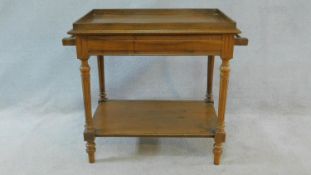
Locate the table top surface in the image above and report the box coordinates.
[69,9,241,35]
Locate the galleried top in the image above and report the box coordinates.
[68,9,241,35]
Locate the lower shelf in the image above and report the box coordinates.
[93,100,217,137]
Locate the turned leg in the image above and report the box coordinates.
[205,55,215,103]
[80,58,96,163]
[97,56,107,103]
[214,59,230,165]
[86,140,96,163]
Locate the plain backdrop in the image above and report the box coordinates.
[0,0,311,175]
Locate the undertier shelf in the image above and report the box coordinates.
[93,100,217,137]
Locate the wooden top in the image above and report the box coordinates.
[68,9,241,35]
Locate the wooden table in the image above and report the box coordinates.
[62,9,248,165]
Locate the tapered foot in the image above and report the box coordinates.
[86,141,96,163]
[213,143,223,165]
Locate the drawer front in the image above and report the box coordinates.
[86,35,222,56]
[134,36,222,55]
[87,36,134,55]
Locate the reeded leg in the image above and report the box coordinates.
[205,55,215,103]
[213,59,230,165]
[97,56,107,103]
[80,58,96,163]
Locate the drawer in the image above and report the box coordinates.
[85,35,223,56]
[86,36,134,55]
[134,36,222,55]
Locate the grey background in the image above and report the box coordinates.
[1,0,310,174]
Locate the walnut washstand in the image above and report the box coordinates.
[62,9,248,165]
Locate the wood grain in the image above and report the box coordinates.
[93,100,217,137]
[62,8,248,165]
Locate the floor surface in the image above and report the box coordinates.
[1,107,310,175]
